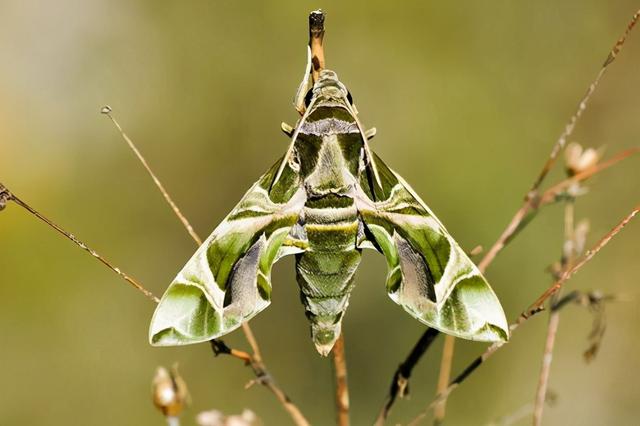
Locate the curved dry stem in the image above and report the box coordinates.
[2,184,159,303]
[429,9,640,422]
[532,200,575,425]
[102,107,203,245]
[102,109,309,425]
[374,328,440,425]
[406,206,638,425]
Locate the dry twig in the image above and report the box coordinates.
[532,200,575,425]
[101,106,203,245]
[374,328,439,426]
[418,8,640,424]
[101,108,309,425]
[406,206,638,425]
[0,183,160,303]
[333,334,350,426]
[307,10,351,426]
[375,144,637,423]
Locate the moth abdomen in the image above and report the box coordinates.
[295,193,362,355]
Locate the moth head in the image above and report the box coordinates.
[304,69,355,112]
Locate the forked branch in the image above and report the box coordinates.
[411,8,640,425]
[101,109,309,425]
[406,206,638,425]
[375,144,637,423]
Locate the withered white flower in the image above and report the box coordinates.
[565,142,603,176]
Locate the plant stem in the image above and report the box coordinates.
[1,184,159,303]
[374,328,440,425]
[532,201,574,425]
[333,334,350,426]
[433,335,455,425]
[102,109,309,425]
[429,8,640,423]
[406,206,638,425]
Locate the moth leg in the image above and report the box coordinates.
[281,122,295,137]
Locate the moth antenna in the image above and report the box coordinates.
[365,127,377,140]
[281,122,295,137]
[294,46,313,115]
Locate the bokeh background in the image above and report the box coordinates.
[1,1,639,425]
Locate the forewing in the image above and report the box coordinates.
[357,152,509,342]
[150,157,304,346]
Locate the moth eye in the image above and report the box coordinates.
[304,89,314,108]
[346,91,353,105]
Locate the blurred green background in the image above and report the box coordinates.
[1,1,639,425]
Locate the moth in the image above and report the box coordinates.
[149,48,509,356]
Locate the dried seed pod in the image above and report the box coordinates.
[152,365,189,418]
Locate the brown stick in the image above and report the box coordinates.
[374,328,440,426]
[333,334,350,426]
[532,201,575,425]
[210,340,311,426]
[406,206,638,425]
[101,109,309,426]
[309,10,326,82]
[430,9,640,422]
[0,184,160,303]
[433,335,455,425]
[373,142,637,425]
[528,9,640,193]
[374,146,636,423]
[307,10,352,426]
[101,106,203,245]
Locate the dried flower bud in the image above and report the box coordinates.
[564,142,602,176]
[152,365,189,418]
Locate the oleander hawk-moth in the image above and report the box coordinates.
[149,52,509,356]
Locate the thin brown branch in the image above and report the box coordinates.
[374,148,636,423]
[427,9,640,419]
[433,335,455,425]
[333,334,350,426]
[529,8,640,192]
[308,10,352,426]
[0,183,160,303]
[533,201,575,425]
[374,328,440,425]
[309,10,326,83]
[539,147,639,206]
[101,106,203,246]
[406,206,638,425]
[211,340,310,426]
[241,321,264,363]
[526,207,637,312]
[100,108,308,425]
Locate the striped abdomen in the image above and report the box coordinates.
[295,195,361,355]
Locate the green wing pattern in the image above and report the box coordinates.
[149,158,305,346]
[357,152,509,342]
